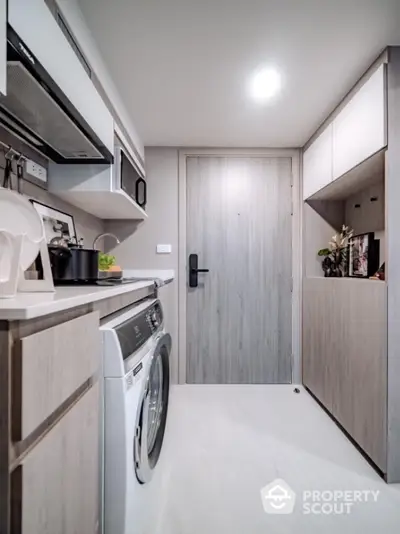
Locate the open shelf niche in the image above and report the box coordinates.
[304,150,386,280]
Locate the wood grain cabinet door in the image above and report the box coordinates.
[303,278,387,472]
[17,311,100,440]
[13,384,100,534]
[303,278,336,412]
[331,282,387,472]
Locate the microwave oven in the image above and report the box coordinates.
[114,144,147,209]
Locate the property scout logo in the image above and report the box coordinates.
[260,479,380,515]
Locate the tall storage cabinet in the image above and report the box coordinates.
[302,53,394,480]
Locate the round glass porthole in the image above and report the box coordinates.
[134,334,171,483]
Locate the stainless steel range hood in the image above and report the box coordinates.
[0,25,113,164]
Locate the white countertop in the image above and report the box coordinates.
[0,270,175,321]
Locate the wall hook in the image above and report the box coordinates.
[4,146,13,160]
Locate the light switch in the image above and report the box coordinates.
[156,244,172,254]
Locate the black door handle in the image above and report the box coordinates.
[189,254,209,287]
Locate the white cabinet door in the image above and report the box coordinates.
[332,65,386,180]
[303,124,333,200]
[0,0,6,95]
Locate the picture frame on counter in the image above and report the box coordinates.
[348,232,380,278]
[30,200,77,244]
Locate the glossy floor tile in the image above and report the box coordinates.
[155,385,400,534]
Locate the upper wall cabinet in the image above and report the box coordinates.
[0,0,5,95]
[8,0,114,159]
[56,0,145,165]
[303,63,387,200]
[332,65,386,179]
[303,124,333,200]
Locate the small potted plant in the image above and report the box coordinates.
[98,253,122,278]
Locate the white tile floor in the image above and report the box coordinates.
[155,385,400,534]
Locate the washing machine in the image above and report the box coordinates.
[101,298,171,534]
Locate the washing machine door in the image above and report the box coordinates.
[135,333,171,484]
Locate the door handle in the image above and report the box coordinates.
[189,254,209,287]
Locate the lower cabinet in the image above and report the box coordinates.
[303,278,387,472]
[12,384,99,534]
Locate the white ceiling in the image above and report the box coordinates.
[78,0,400,148]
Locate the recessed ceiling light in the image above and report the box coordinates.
[249,67,282,103]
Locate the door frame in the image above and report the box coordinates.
[178,148,302,384]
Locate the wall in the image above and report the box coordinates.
[105,148,179,382]
[303,203,340,278]
[345,181,385,236]
[22,181,104,248]
[345,181,385,264]
[0,126,105,246]
[386,46,400,482]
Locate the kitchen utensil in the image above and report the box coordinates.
[16,156,24,194]
[48,244,99,284]
[98,270,123,280]
[49,235,70,248]
[3,158,12,189]
[0,188,44,270]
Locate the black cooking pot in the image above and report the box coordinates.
[48,245,99,284]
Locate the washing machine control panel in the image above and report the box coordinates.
[114,300,164,362]
[146,302,163,332]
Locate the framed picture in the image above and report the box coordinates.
[348,232,379,278]
[30,200,77,244]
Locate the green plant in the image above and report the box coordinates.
[98,252,116,271]
[318,248,331,257]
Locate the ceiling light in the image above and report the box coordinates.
[249,67,281,102]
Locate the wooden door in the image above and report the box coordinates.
[186,156,293,384]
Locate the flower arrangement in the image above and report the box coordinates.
[318,225,353,277]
